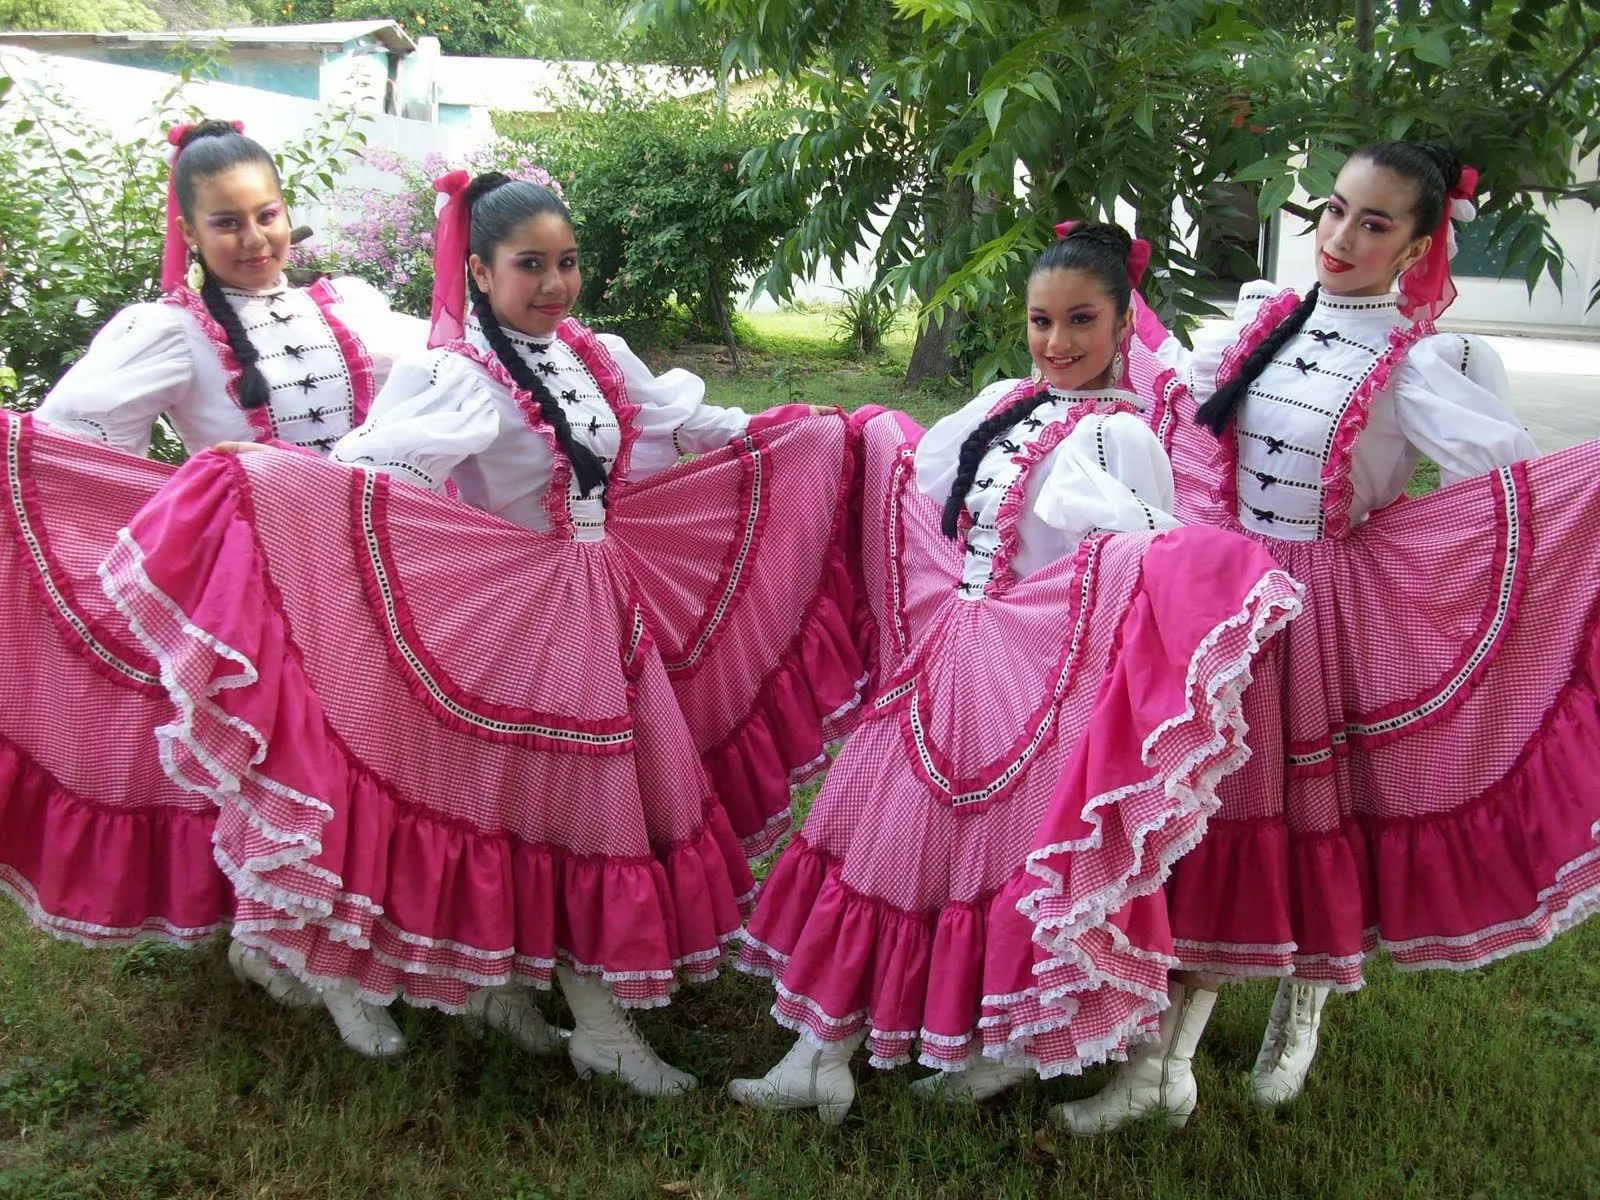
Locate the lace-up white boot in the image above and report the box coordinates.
[1050,981,1217,1135]
[465,985,568,1055]
[227,939,320,1009]
[320,984,406,1058]
[1250,978,1330,1106]
[556,967,696,1096]
[909,1055,1031,1102]
[727,1031,865,1125]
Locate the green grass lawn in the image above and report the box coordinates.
[4,908,1597,1200]
[3,309,1581,1199]
[630,307,968,432]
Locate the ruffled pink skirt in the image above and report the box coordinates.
[11,414,861,1012]
[1167,417,1600,986]
[738,410,1303,1076]
[0,414,235,944]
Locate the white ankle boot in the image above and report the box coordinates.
[909,1054,1031,1103]
[727,1031,864,1125]
[465,985,567,1056]
[227,939,320,1010]
[1251,978,1329,1106]
[556,967,696,1097]
[1050,981,1217,1135]
[320,984,406,1058]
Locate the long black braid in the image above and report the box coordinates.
[1192,284,1320,436]
[172,119,277,409]
[939,221,1135,539]
[1196,138,1462,436]
[938,391,1057,538]
[462,172,608,501]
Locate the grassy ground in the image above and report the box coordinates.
[4,910,1597,1200]
[630,308,968,431]
[4,309,1585,1199]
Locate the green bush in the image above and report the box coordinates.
[828,285,900,357]
[502,88,804,362]
[0,67,366,411]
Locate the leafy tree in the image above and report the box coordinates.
[275,0,534,57]
[1,0,284,34]
[0,0,162,31]
[521,0,722,69]
[642,0,1600,385]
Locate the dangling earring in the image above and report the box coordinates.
[186,247,206,292]
[1030,364,1044,386]
[1109,349,1125,388]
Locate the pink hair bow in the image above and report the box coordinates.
[1053,220,1153,287]
[1397,164,1479,323]
[428,170,472,348]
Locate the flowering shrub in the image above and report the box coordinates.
[296,142,560,320]
[304,90,801,367]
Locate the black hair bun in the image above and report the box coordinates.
[465,171,513,207]
[1062,220,1133,263]
[178,118,243,150]
[1414,140,1461,189]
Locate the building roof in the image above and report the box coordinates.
[433,56,712,113]
[0,20,415,56]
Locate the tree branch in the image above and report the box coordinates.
[1510,26,1600,140]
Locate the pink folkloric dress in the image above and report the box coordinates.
[0,277,424,946]
[1143,284,1600,987]
[738,382,1303,1077]
[93,317,863,1012]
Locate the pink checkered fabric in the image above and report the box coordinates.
[0,414,233,946]
[610,417,866,857]
[738,409,1302,1076]
[95,413,857,1013]
[1157,310,1600,986]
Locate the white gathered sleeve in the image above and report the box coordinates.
[1186,280,1281,402]
[325,275,429,391]
[33,303,197,457]
[330,351,503,492]
[600,333,749,480]
[1032,412,1181,541]
[1393,333,1538,487]
[914,380,1019,503]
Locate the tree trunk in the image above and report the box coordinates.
[1354,0,1375,53]
[905,178,983,388]
[905,307,970,387]
[706,263,744,374]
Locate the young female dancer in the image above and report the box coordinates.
[36,120,420,457]
[1063,140,1600,1132]
[724,223,1302,1122]
[99,171,865,1096]
[2,119,424,1056]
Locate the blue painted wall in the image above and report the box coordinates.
[60,46,321,97]
[49,44,388,102]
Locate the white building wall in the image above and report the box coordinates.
[319,46,390,114]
